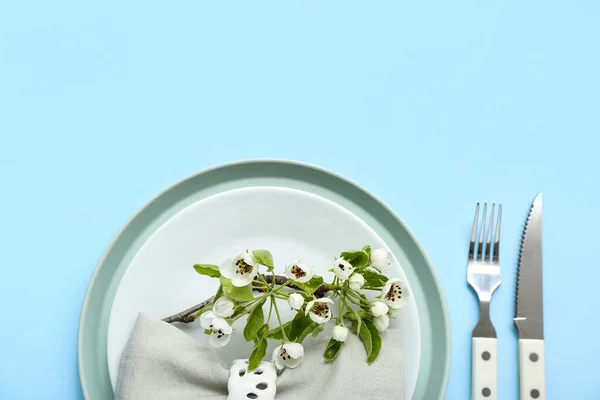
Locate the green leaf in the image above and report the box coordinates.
[350,318,373,358]
[324,338,343,361]
[244,301,265,342]
[214,285,224,301]
[297,323,319,343]
[287,311,313,342]
[253,249,274,272]
[344,306,364,335]
[267,321,291,339]
[248,338,267,371]
[295,276,324,295]
[357,310,374,321]
[220,277,255,301]
[257,323,269,340]
[363,320,382,364]
[254,323,270,345]
[340,250,369,269]
[311,323,325,337]
[361,269,388,288]
[230,306,248,320]
[193,264,221,278]
[362,245,372,257]
[345,312,356,322]
[346,313,359,323]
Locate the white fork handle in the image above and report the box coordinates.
[472,337,498,400]
[518,339,546,400]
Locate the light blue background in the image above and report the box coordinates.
[1,0,599,398]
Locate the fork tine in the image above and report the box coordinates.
[469,203,480,260]
[493,204,502,262]
[478,203,487,261]
[484,204,495,262]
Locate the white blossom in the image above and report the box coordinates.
[285,260,314,283]
[332,325,349,342]
[370,301,389,317]
[381,278,409,309]
[370,248,393,271]
[373,314,390,333]
[288,293,304,310]
[272,343,304,370]
[200,311,233,347]
[305,298,334,324]
[348,273,365,291]
[333,257,355,281]
[220,250,258,287]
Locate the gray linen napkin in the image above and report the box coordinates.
[115,313,404,400]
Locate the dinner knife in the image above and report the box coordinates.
[514,192,546,399]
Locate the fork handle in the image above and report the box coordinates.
[472,337,498,400]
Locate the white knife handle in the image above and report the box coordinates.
[519,339,546,399]
[472,337,498,400]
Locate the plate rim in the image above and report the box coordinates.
[78,158,451,399]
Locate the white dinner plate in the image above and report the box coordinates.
[107,186,421,398]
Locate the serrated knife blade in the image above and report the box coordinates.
[514,192,544,339]
[514,192,546,399]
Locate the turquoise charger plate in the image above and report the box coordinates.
[77,159,451,399]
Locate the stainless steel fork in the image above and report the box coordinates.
[467,203,502,400]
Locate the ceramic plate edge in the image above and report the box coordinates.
[77,158,451,399]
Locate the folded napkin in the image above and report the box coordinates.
[115,313,404,400]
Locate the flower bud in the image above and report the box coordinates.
[288,293,304,310]
[213,296,235,318]
[370,301,389,317]
[370,248,393,271]
[374,314,390,332]
[332,325,349,342]
[348,273,365,291]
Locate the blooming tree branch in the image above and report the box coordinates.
[161,245,411,371]
[162,275,331,324]
[162,296,215,324]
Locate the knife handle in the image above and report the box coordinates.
[472,337,498,400]
[519,339,546,399]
